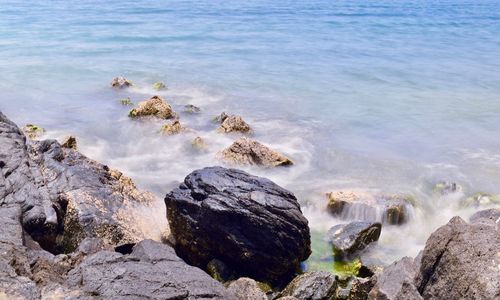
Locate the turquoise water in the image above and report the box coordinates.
[1,0,500,264]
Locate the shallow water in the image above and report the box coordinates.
[1,0,500,268]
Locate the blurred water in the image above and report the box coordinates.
[1,0,500,266]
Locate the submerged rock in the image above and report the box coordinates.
[278,271,338,300]
[213,112,229,123]
[128,95,175,119]
[22,124,45,140]
[184,104,201,114]
[110,76,132,88]
[60,135,77,150]
[432,181,462,195]
[192,136,207,150]
[220,137,293,167]
[326,191,414,225]
[153,81,166,90]
[218,115,251,133]
[461,192,499,208]
[227,278,267,300]
[164,166,311,283]
[119,97,133,106]
[326,221,382,256]
[160,119,184,135]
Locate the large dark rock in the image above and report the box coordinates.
[0,111,157,254]
[278,271,338,300]
[165,166,311,283]
[326,221,382,256]
[415,216,500,299]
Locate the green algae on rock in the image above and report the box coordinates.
[22,124,45,140]
[461,192,500,208]
[153,81,166,90]
[119,97,134,106]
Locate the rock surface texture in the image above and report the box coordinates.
[221,137,293,167]
[165,166,311,283]
[218,114,251,133]
[128,95,175,119]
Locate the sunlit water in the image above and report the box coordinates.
[1,0,500,269]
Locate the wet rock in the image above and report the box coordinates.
[220,137,293,167]
[278,271,338,300]
[207,259,237,282]
[227,278,267,300]
[218,114,251,133]
[22,124,45,140]
[160,119,184,135]
[119,97,133,106]
[368,257,422,300]
[432,181,462,195]
[65,240,231,299]
[164,166,311,283]
[346,277,375,300]
[110,76,132,88]
[469,208,500,223]
[415,216,500,299]
[153,81,166,90]
[461,192,499,208]
[326,221,382,256]
[213,112,229,123]
[185,104,201,113]
[326,191,414,225]
[60,135,77,150]
[128,95,175,119]
[192,136,207,150]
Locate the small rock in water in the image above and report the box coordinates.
[326,221,382,256]
[153,81,166,90]
[278,271,338,300]
[192,136,206,150]
[110,76,132,88]
[159,120,183,135]
[432,181,462,195]
[461,192,499,208]
[218,114,251,133]
[22,124,45,140]
[119,97,133,106]
[61,136,77,150]
[213,112,229,123]
[184,104,201,114]
[220,137,293,167]
[128,95,175,119]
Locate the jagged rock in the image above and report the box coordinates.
[185,104,201,114]
[64,240,231,299]
[110,76,132,88]
[220,137,293,167]
[128,95,175,119]
[346,277,375,300]
[278,271,338,300]
[165,166,311,283]
[461,192,499,208]
[432,181,462,195]
[60,135,77,150]
[326,221,382,256]
[153,81,166,90]
[469,208,500,223]
[227,278,267,300]
[160,120,184,135]
[415,216,500,299]
[213,112,229,123]
[22,124,45,140]
[218,115,251,133]
[326,191,414,225]
[368,257,422,300]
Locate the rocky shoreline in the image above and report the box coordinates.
[1,77,499,299]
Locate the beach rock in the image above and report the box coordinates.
[164,166,311,283]
[415,216,500,299]
[128,95,175,119]
[110,76,132,88]
[432,181,462,195]
[60,135,77,150]
[22,124,45,140]
[461,192,499,208]
[218,115,251,133]
[153,81,166,90]
[278,271,338,300]
[227,278,267,300]
[160,119,184,135]
[469,208,500,223]
[368,257,422,300]
[185,104,201,114]
[221,137,293,167]
[65,240,231,299]
[326,221,382,256]
[326,191,414,225]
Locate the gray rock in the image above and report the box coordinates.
[278,271,337,300]
[415,216,500,299]
[469,208,500,223]
[326,222,382,256]
[227,277,267,300]
[110,76,132,88]
[165,166,311,283]
[368,257,422,300]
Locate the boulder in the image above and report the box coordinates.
[227,278,267,300]
[415,216,500,299]
[368,257,422,300]
[164,166,311,283]
[326,191,414,225]
[220,137,293,167]
[22,124,45,140]
[160,120,184,135]
[60,135,77,150]
[326,221,381,256]
[218,115,251,133]
[469,208,500,223]
[278,271,338,300]
[128,95,175,119]
[110,76,132,88]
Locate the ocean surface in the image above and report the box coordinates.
[1,0,500,268]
